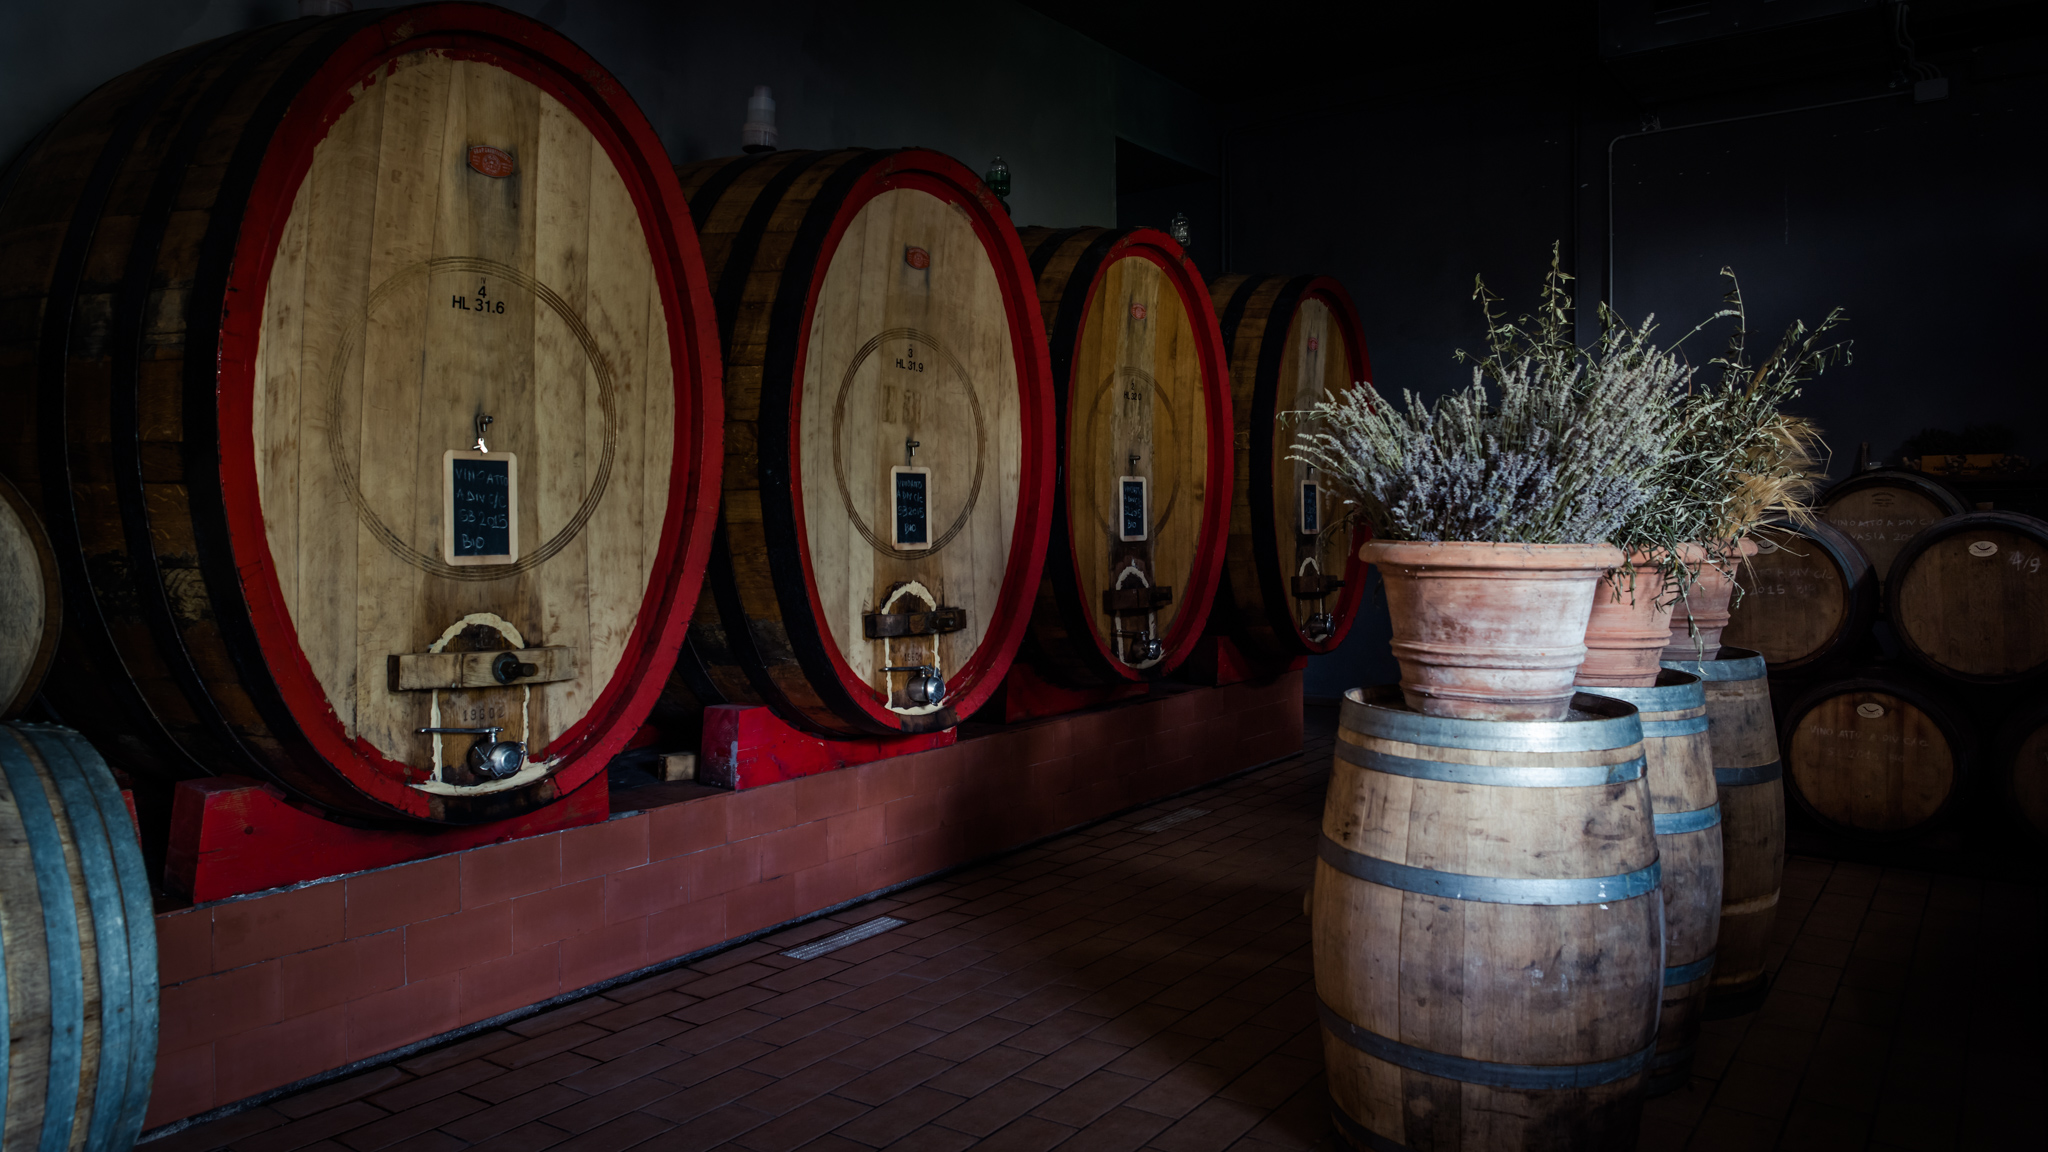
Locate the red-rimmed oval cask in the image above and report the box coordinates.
[1886,511,2048,683]
[1722,519,1876,673]
[1315,686,1661,1150]
[0,475,61,719]
[1011,227,1231,684]
[1205,275,1373,671]
[1820,468,1967,583]
[1663,647,1780,1015]
[666,150,1055,736]
[1993,699,2048,841]
[1581,672,1722,1097]
[0,6,724,823]
[1781,676,1970,839]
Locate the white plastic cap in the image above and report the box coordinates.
[742,86,778,151]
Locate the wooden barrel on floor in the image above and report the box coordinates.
[1662,647,1781,1015]
[1721,520,1876,673]
[1315,686,1661,1150]
[0,723,158,1152]
[1993,700,2048,841]
[1886,511,2048,683]
[665,149,1055,736]
[1203,275,1373,671]
[1781,676,1970,838]
[1010,227,1231,685]
[1580,672,1722,1097]
[1819,469,1967,583]
[0,6,724,823]
[0,475,60,719]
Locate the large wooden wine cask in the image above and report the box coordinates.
[0,6,724,823]
[1009,227,1230,684]
[1721,520,1875,672]
[1886,511,2048,683]
[1781,676,1970,838]
[1993,700,2048,841]
[666,150,1055,736]
[1582,673,1722,1097]
[1204,276,1373,670]
[0,724,158,1152]
[1315,687,1661,1150]
[1819,468,1966,583]
[1662,647,1780,1013]
[0,475,61,719]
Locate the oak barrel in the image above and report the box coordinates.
[1316,686,1660,1151]
[0,724,158,1152]
[666,149,1055,736]
[1886,511,2048,683]
[1781,676,1969,839]
[1010,227,1231,684]
[0,475,60,719]
[1205,275,1373,670]
[1819,468,1966,583]
[1581,672,1722,1097]
[1993,699,2048,841]
[1721,520,1875,673]
[0,6,724,823]
[1662,647,1780,1013]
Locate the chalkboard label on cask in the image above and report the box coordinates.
[442,450,520,566]
[892,466,932,550]
[1120,476,1149,542]
[1301,482,1320,535]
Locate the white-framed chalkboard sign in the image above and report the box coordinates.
[890,465,932,550]
[443,449,520,566]
[1118,475,1149,542]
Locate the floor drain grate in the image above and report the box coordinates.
[780,916,906,960]
[1132,807,1209,833]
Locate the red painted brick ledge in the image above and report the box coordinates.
[142,675,1303,1136]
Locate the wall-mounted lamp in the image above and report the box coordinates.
[742,86,777,153]
[984,157,1011,214]
[1168,212,1191,251]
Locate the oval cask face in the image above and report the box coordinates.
[1820,475,1961,581]
[1271,297,1356,641]
[0,478,58,719]
[798,188,1023,715]
[1788,690,1954,832]
[1724,534,1847,663]
[1893,524,2048,679]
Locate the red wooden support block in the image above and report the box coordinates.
[981,662,1149,723]
[699,705,956,790]
[165,776,608,903]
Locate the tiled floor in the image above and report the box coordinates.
[149,707,2043,1152]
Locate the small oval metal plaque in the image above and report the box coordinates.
[1754,536,1780,554]
[468,145,515,178]
[904,246,930,270]
[1856,703,1886,719]
[1969,540,1999,557]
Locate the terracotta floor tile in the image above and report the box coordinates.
[1048,1104,1174,1152]
[970,1115,1075,1152]
[835,1052,954,1106]
[1028,1069,1148,1128]
[830,1086,968,1147]
[931,1075,1060,1137]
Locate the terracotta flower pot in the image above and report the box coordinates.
[1363,540,1625,721]
[1664,538,1761,660]
[1577,556,1674,688]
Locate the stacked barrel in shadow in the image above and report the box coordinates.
[1723,469,2048,845]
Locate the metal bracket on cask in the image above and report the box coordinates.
[862,606,967,639]
[1291,573,1344,600]
[1102,585,1174,616]
[390,646,577,691]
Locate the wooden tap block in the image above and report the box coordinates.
[389,646,577,691]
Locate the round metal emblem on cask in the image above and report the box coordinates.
[1819,468,1966,583]
[1721,519,1876,673]
[0,724,158,1152]
[1204,275,1373,670]
[1663,647,1781,1014]
[1781,676,1970,839]
[1580,671,1722,1096]
[1885,511,2048,683]
[0,475,61,720]
[1011,227,1232,685]
[666,149,1055,736]
[1315,686,1661,1150]
[0,6,725,823]
[1993,698,2048,842]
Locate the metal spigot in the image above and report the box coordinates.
[1114,630,1164,663]
[1303,613,1335,643]
[417,725,527,779]
[881,665,946,706]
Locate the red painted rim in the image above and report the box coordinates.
[1295,277,1372,655]
[782,150,1056,730]
[215,5,722,819]
[1059,230,1234,680]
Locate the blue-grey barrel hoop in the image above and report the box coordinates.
[1334,741,1646,788]
[1577,673,1705,714]
[0,728,86,1152]
[1665,952,1718,986]
[1640,715,1711,738]
[1714,760,1783,786]
[27,727,135,1152]
[1343,686,1644,754]
[1651,803,1722,835]
[1329,1106,1410,1152]
[1318,1000,1655,1089]
[0,745,10,1128]
[1317,836,1661,906]
[1660,646,1766,682]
